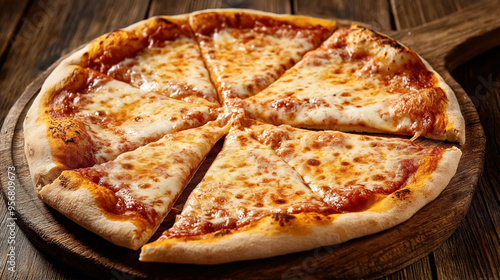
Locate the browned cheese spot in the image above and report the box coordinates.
[307,159,321,166]
[394,188,411,199]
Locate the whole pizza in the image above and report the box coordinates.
[23,9,465,264]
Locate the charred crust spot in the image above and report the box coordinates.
[272,213,296,226]
[58,175,70,188]
[49,121,84,145]
[367,29,405,51]
[394,188,411,199]
[235,13,242,25]
[154,17,171,24]
[214,229,231,237]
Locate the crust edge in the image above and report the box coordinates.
[189,8,336,29]
[24,64,86,194]
[419,57,466,145]
[39,173,149,250]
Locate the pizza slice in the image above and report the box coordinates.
[38,118,231,250]
[246,122,462,212]
[140,126,331,263]
[189,9,336,102]
[24,65,215,192]
[75,16,219,107]
[240,24,466,144]
[140,123,461,264]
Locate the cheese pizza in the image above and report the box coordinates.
[240,24,465,144]
[140,123,461,264]
[71,15,219,107]
[39,118,230,249]
[24,65,214,192]
[23,9,465,265]
[190,9,336,102]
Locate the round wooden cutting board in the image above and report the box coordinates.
[1,2,499,279]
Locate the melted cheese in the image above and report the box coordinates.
[107,36,219,107]
[243,25,447,138]
[85,121,229,221]
[55,77,212,163]
[167,128,328,237]
[247,123,435,212]
[198,27,320,101]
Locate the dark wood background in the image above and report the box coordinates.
[0,0,498,279]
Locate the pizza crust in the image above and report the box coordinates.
[64,15,191,69]
[24,64,87,194]
[140,147,461,264]
[189,8,336,29]
[24,93,56,193]
[39,174,152,250]
[419,57,466,145]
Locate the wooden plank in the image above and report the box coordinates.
[0,0,149,125]
[383,257,434,279]
[389,0,500,76]
[294,0,392,31]
[0,0,30,64]
[433,46,500,279]
[0,208,88,280]
[391,0,485,30]
[391,0,500,278]
[148,0,291,16]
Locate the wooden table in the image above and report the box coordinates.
[0,0,499,279]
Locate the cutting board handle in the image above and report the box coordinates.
[393,0,500,71]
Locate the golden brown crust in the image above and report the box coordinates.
[189,9,336,35]
[80,15,192,73]
[419,57,466,145]
[24,65,95,194]
[140,147,461,264]
[39,172,150,250]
